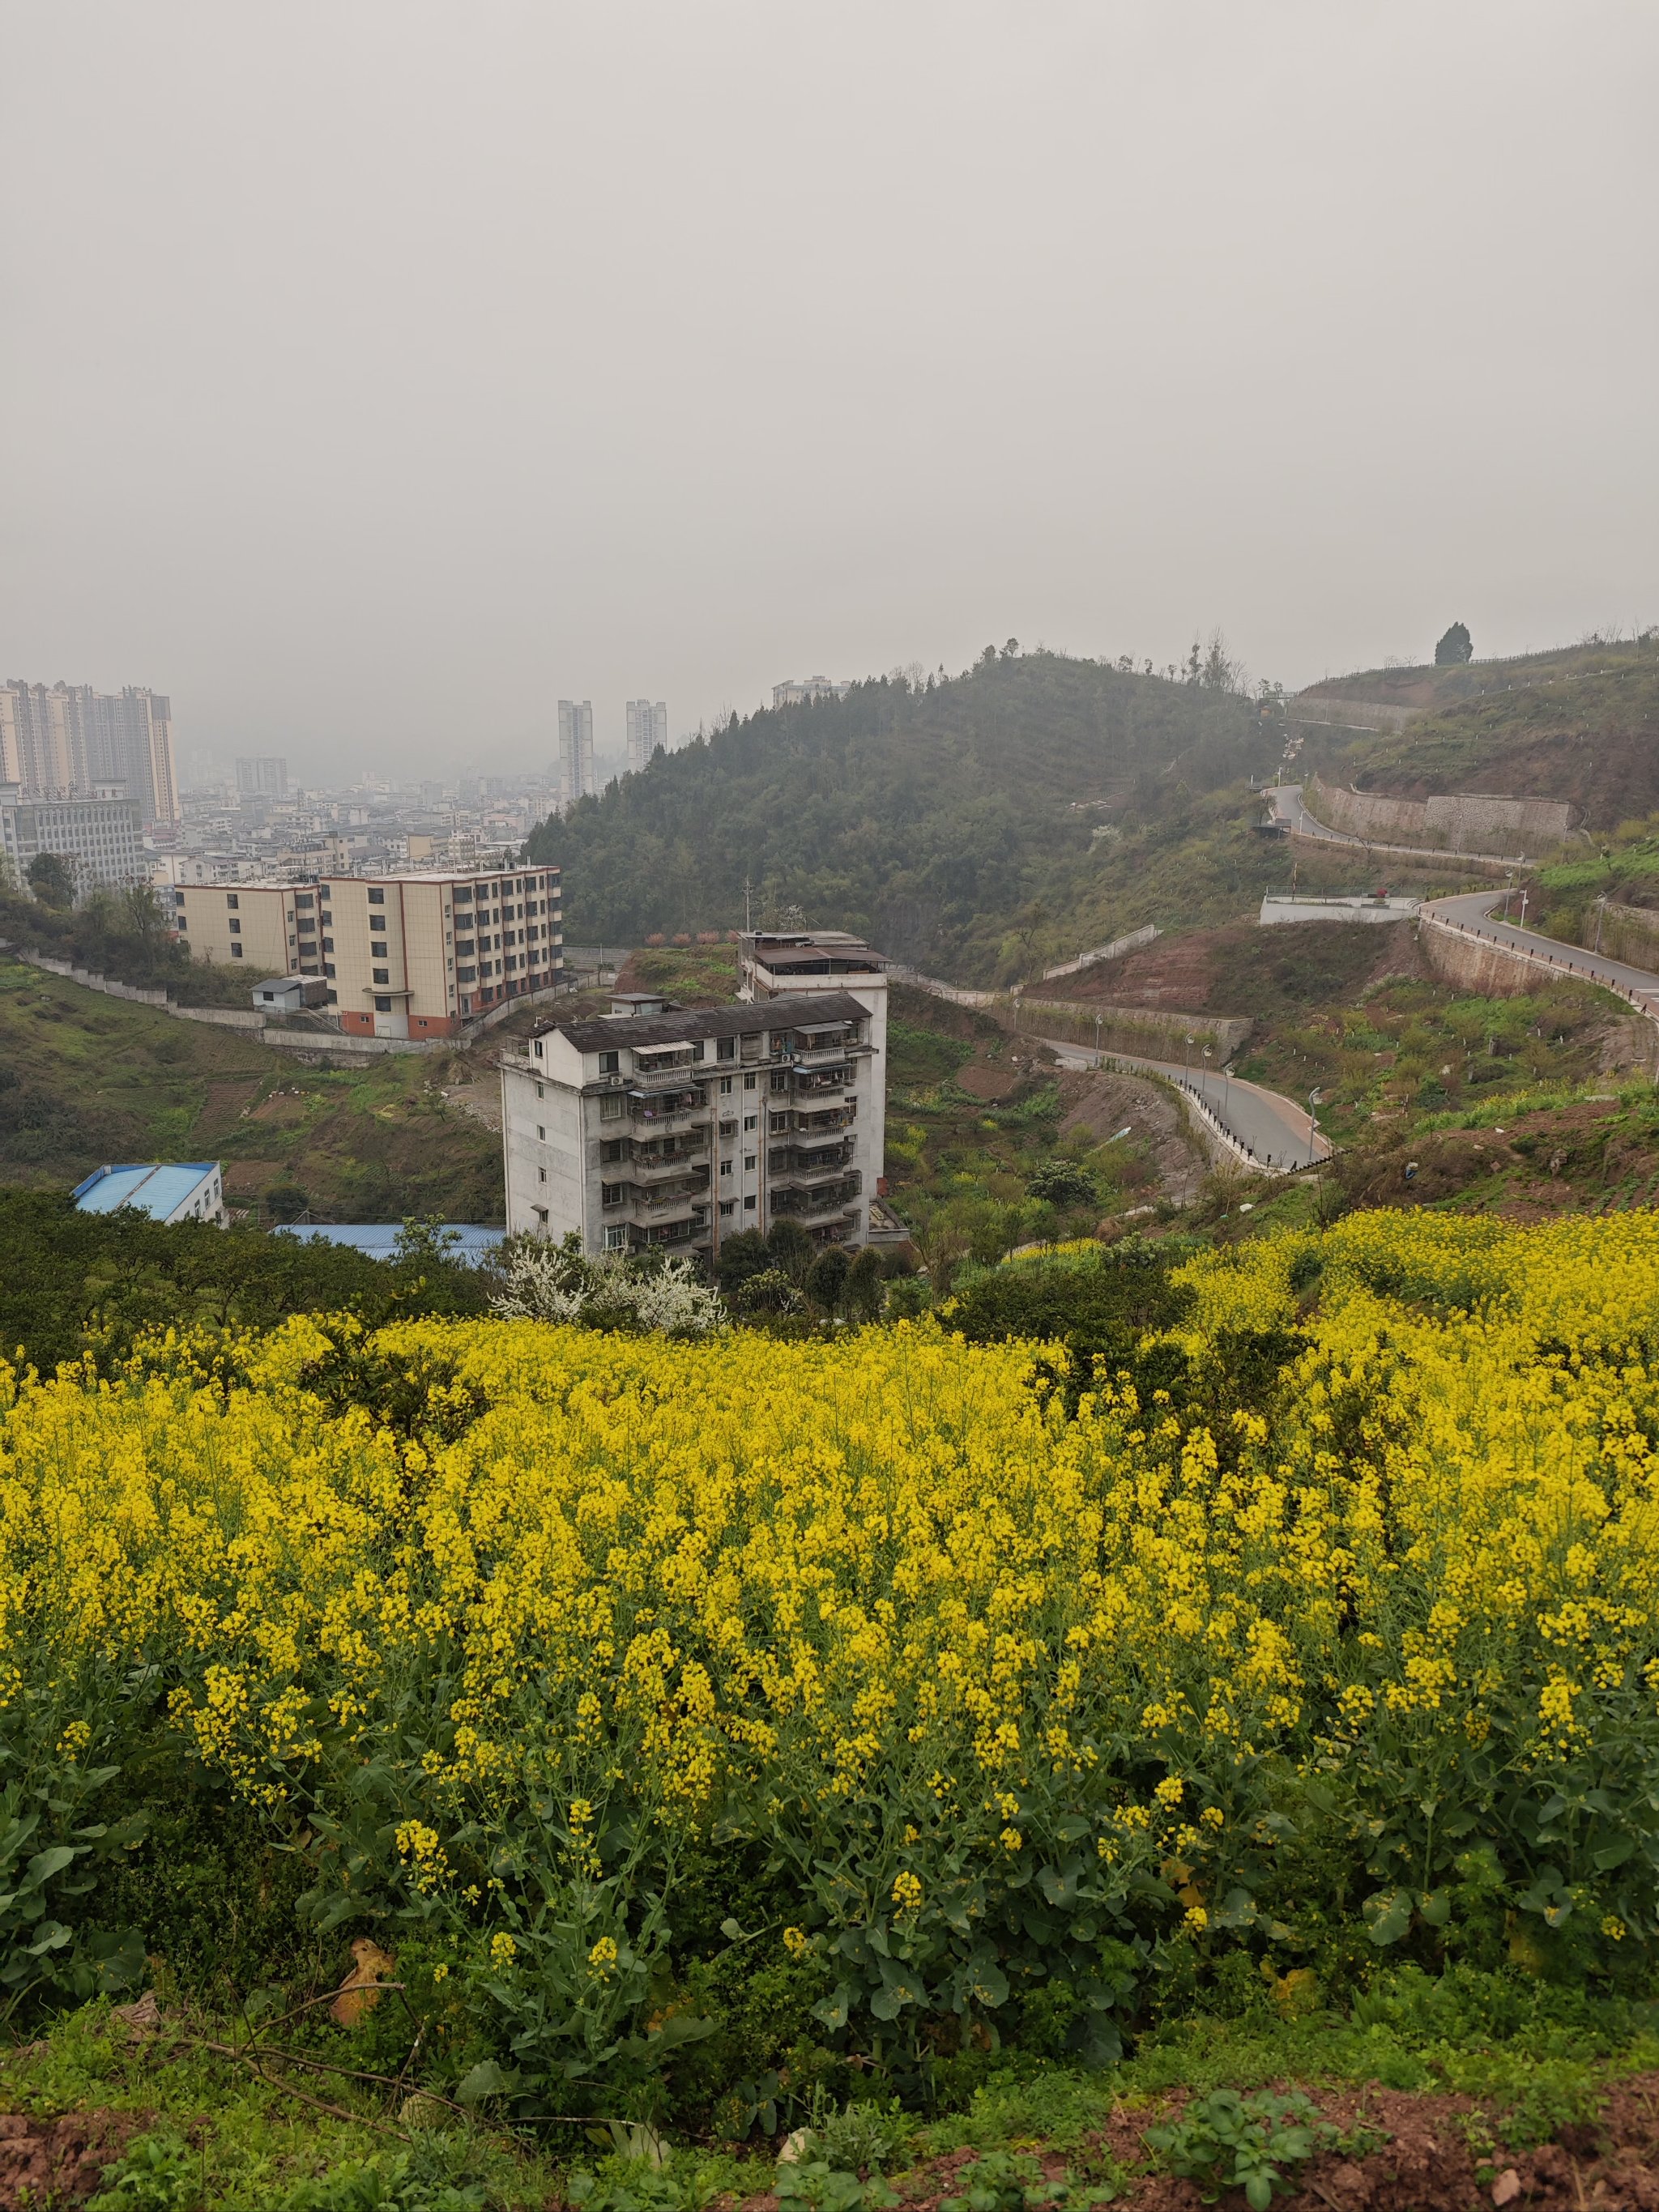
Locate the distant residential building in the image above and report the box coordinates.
[173,863,561,1038]
[772,676,851,709]
[625,700,668,776]
[501,931,889,1257]
[236,757,289,797]
[557,700,595,804]
[0,681,179,824]
[1,782,144,891]
[74,1161,226,1227]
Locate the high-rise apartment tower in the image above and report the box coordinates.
[625,700,668,777]
[0,682,179,825]
[235,757,289,797]
[557,701,595,807]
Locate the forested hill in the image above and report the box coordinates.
[525,650,1281,982]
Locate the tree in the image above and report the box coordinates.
[118,883,170,950]
[1027,1158,1099,1208]
[1435,621,1473,666]
[766,1217,815,1287]
[805,1244,850,1316]
[25,851,75,909]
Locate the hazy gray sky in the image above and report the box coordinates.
[6,2,1656,782]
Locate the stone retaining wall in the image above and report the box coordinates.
[1309,773,1572,855]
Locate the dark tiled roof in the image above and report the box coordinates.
[543,991,871,1054]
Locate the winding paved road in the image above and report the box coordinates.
[1036,1039,1329,1173]
[1418,891,1659,1016]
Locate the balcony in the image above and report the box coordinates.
[629,1135,709,1178]
[629,1216,710,1252]
[626,1084,709,1127]
[768,1140,855,1182]
[793,1103,856,1132]
[771,1175,861,1219]
[791,1065,853,1095]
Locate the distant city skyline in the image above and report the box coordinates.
[4,6,1653,786]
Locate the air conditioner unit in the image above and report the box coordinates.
[609,1073,627,1088]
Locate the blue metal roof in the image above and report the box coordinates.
[73,1163,220,1221]
[276,1224,504,1264]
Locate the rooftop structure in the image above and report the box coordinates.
[73,1161,225,1226]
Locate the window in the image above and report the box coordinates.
[231,943,243,958]
[370,940,388,958]
[454,886,471,903]
[228,917,241,934]
[369,888,385,906]
[717,1037,736,1062]
[325,988,338,1004]
[533,1204,548,1225]
[226,893,239,909]
[599,1051,620,1074]
[535,1080,544,1097]
[744,1073,757,1091]
[604,1225,629,1253]
[295,893,313,908]
[321,937,333,953]
[323,962,337,978]
[374,994,393,1012]
[719,1200,736,1217]
[720,1160,732,1178]
[539,1167,548,1184]
[319,908,331,923]
[599,1093,625,1121]
[599,1138,624,1163]
[536,1125,545,1141]
[770,1113,790,1134]
[601,1182,625,1206]
[373,968,390,985]
[457,967,476,984]
[719,1075,733,1096]
[743,1195,757,1211]
[743,1115,757,1132]
[770,1071,788,1093]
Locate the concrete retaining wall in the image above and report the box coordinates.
[1288,697,1422,732]
[1309,774,1572,855]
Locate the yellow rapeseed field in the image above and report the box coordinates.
[2,1208,1658,2087]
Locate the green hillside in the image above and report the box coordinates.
[1311,635,1659,830]
[526,650,1287,982]
[0,957,504,1221]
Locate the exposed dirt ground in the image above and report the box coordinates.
[736,2074,1659,2212]
[1058,1068,1209,1205]
[0,2109,143,2206]
[1057,923,1427,1019]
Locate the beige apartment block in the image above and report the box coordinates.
[172,865,562,1038]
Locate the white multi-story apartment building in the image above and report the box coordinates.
[501,957,887,1257]
[772,676,851,709]
[557,701,595,805]
[0,682,179,825]
[1,783,144,891]
[625,700,667,776]
[173,863,561,1038]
